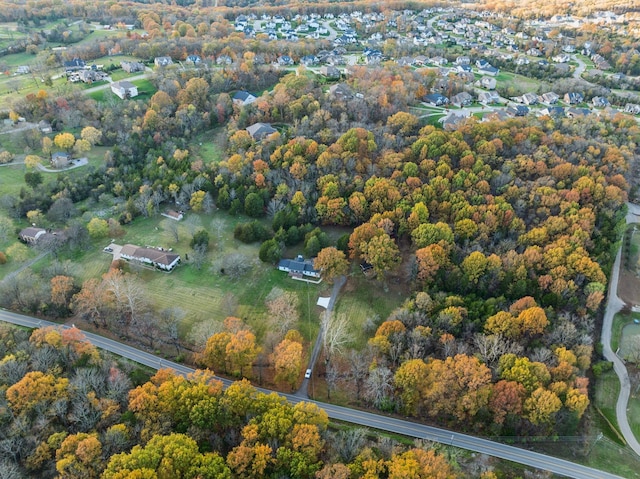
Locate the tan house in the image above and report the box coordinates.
[119,244,180,271]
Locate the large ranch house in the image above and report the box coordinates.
[119,244,180,271]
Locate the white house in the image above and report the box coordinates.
[111,81,138,99]
[278,255,321,278]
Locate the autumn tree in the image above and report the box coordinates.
[272,338,303,391]
[387,448,456,479]
[80,126,102,146]
[102,433,230,479]
[226,329,261,377]
[87,218,109,239]
[55,433,102,479]
[50,275,74,307]
[53,132,76,153]
[314,247,349,283]
[360,233,400,278]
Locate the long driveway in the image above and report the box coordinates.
[0,308,624,479]
[296,275,346,396]
[601,203,640,456]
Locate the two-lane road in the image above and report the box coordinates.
[0,309,624,479]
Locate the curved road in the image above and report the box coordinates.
[601,203,640,456]
[572,54,587,80]
[0,308,624,479]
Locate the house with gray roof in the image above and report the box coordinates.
[278,255,320,278]
[246,122,277,140]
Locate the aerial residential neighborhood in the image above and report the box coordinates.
[0,0,639,478]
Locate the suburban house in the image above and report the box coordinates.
[301,55,319,66]
[63,58,86,72]
[625,103,640,115]
[111,81,138,99]
[506,105,530,117]
[564,92,584,104]
[538,106,566,118]
[51,152,70,168]
[520,93,539,105]
[19,227,47,244]
[246,122,277,140]
[278,255,321,279]
[424,93,449,106]
[480,76,497,89]
[320,65,341,79]
[121,61,145,73]
[478,91,500,104]
[439,112,470,131]
[186,55,202,64]
[119,244,180,271]
[277,55,294,66]
[566,107,591,118]
[540,92,560,104]
[232,91,257,106]
[16,65,30,74]
[328,83,354,98]
[592,96,610,108]
[154,56,173,67]
[478,65,499,76]
[450,91,473,107]
[552,53,570,63]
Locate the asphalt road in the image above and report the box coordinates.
[0,308,624,479]
[601,203,640,456]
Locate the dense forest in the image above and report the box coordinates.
[0,0,638,476]
[0,324,471,478]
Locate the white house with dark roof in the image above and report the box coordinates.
[278,255,320,278]
[233,91,257,106]
[119,244,180,271]
[111,81,138,99]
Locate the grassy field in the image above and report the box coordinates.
[595,371,623,441]
[496,71,542,92]
[334,270,406,349]
[60,211,326,347]
[191,128,226,164]
[131,79,156,99]
[611,312,639,357]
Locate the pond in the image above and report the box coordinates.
[619,323,640,361]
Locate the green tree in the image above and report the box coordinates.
[87,218,109,239]
[190,229,210,249]
[245,193,265,218]
[259,239,282,264]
